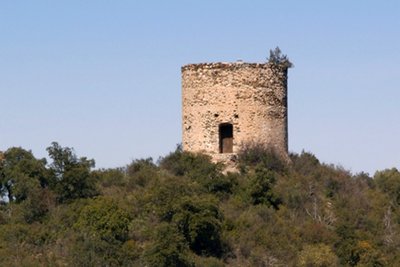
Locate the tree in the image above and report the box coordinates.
[47,142,97,203]
[374,168,400,205]
[267,46,293,68]
[0,147,49,202]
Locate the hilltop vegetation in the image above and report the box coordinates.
[0,143,399,266]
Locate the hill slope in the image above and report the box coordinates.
[0,143,399,266]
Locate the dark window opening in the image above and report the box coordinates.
[219,123,233,153]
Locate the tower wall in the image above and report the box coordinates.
[181,62,288,162]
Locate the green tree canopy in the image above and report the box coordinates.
[47,142,98,203]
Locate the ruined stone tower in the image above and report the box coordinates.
[182,60,289,164]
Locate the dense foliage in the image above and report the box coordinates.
[0,143,399,266]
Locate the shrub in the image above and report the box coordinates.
[94,168,126,188]
[247,167,281,208]
[171,197,224,257]
[159,146,222,180]
[201,172,238,197]
[159,147,235,196]
[238,142,287,174]
[74,197,131,243]
[71,197,132,266]
[298,244,338,267]
[193,256,225,267]
[267,46,293,69]
[290,151,320,176]
[374,168,400,205]
[143,223,194,267]
[126,158,159,190]
[127,158,157,175]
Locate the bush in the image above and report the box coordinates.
[374,168,400,205]
[159,146,222,181]
[94,168,126,188]
[126,158,159,189]
[290,151,320,176]
[20,187,55,223]
[193,256,225,267]
[298,244,338,267]
[238,143,287,174]
[159,147,235,196]
[267,46,293,69]
[1,143,399,266]
[143,223,194,267]
[171,197,224,257]
[201,172,238,197]
[71,197,132,266]
[74,197,131,243]
[247,167,281,209]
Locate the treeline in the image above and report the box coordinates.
[0,143,399,266]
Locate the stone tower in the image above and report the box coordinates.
[181,60,289,163]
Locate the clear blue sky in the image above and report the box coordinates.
[1,1,399,175]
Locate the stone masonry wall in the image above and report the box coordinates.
[182,62,288,163]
